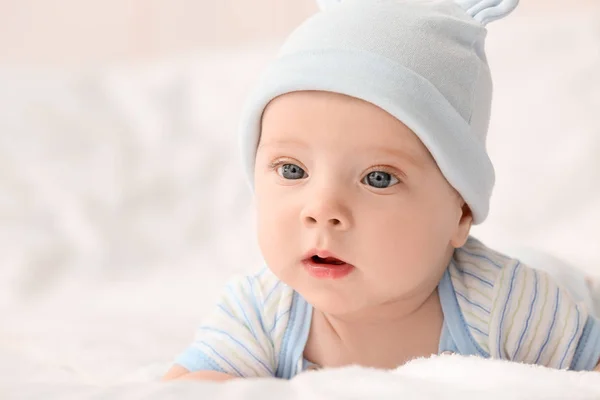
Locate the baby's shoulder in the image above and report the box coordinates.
[223,268,295,326]
[451,237,589,302]
[449,237,573,304]
[451,236,515,284]
[449,237,598,369]
[448,237,542,352]
[449,236,516,308]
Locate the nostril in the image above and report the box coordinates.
[303,216,344,227]
[306,216,317,224]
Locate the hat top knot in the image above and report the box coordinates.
[316,0,518,25]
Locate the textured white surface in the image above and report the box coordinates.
[0,5,599,399]
[4,355,600,399]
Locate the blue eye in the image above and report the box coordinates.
[362,171,399,188]
[278,163,306,180]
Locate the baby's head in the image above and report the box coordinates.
[254,90,471,315]
[239,0,518,316]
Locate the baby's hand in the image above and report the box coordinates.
[161,365,237,382]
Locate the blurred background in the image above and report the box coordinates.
[0,0,599,387]
[0,0,315,66]
[0,1,593,66]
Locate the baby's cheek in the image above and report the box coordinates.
[369,219,443,284]
[257,205,297,268]
[257,214,281,255]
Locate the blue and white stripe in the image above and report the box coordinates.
[452,237,591,370]
[175,268,294,377]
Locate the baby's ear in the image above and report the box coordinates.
[451,203,473,248]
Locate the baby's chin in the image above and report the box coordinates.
[303,291,368,317]
[290,278,376,317]
[291,276,433,319]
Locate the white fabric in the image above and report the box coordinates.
[0,4,599,399]
[3,355,600,399]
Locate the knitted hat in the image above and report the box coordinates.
[238,0,519,224]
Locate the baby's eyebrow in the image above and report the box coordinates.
[366,146,428,169]
[256,139,429,168]
[257,138,308,150]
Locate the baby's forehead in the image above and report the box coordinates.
[260,91,433,161]
[262,91,411,138]
[264,90,373,112]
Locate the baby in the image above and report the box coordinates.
[163,0,600,381]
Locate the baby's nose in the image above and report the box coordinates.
[300,195,351,231]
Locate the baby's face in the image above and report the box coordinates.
[254,91,472,316]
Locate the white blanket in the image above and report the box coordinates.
[3,355,600,399]
[1,4,599,399]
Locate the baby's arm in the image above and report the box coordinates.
[489,261,600,371]
[163,275,278,381]
[162,365,236,382]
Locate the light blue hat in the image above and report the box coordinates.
[239,0,519,223]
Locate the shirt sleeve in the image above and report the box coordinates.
[173,275,277,377]
[487,261,600,371]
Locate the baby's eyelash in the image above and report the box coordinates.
[365,165,405,181]
[267,158,288,171]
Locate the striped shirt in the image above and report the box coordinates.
[174,237,600,377]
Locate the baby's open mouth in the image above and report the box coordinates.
[302,251,355,279]
[310,255,346,265]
